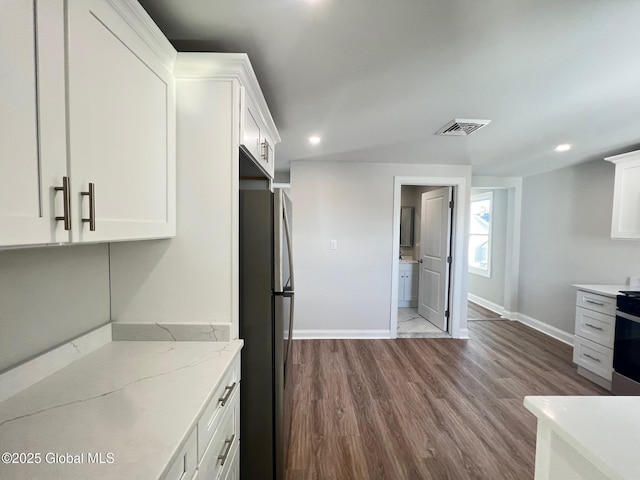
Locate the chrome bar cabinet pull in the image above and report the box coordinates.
[585,323,604,331]
[584,354,601,363]
[218,435,235,465]
[218,382,236,406]
[54,176,71,231]
[81,183,96,231]
[585,300,605,307]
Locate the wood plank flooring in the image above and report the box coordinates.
[467,300,503,320]
[286,320,609,480]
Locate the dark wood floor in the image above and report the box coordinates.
[286,320,609,480]
[467,300,503,320]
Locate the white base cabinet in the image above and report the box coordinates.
[398,262,419,307]
[572,287,617,390]
[163,355,241,480]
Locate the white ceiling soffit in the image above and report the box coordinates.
[436,119,491,136]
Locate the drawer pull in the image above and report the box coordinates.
[584,353,601,363]
[218,382,236,406]
[585,323,604,331]
[218,434,235,465]
[585,300,605,307]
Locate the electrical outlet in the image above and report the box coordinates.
[630,276,640,287]
[330,239,337,250]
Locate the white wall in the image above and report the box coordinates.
[0,245,110,372]
[468,188,508,307]
[109,78,239,336]
[290,160,471,337]
[519,159,640,334]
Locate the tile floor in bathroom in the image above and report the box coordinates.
[397,307,450,338]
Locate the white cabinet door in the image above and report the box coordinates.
[606,150,640,239]
[408,268,419,303]
[242,105,261,163]
[0,0,68,246]
[66,0,175,242]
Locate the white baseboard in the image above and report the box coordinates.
[0,323,112,403]
[514,312,574,346]
[292,330,391,340]
[467,293,505,316]
[457,328,470,339]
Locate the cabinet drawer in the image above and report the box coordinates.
[198,388,240,480]
[573,336,613,380]
[162,427,197,480]
[576,290,616,316]
[198,355,240,459]
[220,439,240,480]
[575,307,615,348]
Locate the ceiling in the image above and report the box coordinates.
[139,0,640,177]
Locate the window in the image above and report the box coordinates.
[468,191,492,277]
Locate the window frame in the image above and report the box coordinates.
[468,191,493,278]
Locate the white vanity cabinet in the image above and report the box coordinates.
[0,0,68,246]
[398,262,419,307]
[605,150,640,239]
[572,286,619,390]
[0,0,176,247]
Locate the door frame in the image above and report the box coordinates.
[390,176,470,339]
[468,177,523,319]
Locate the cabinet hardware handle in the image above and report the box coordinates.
[54,176,71,231]
[584,353,601,363]
[81,183,96,231]
[585,300,605,307]
[218,382,236,406]
[584,323,604,331]
[261,140,269,163]
[218,434,235,465]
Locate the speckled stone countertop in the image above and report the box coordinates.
[0,340,242,479]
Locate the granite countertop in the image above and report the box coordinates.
[0,340,243,480]
[572,284,640,297]
[524,396,640,480]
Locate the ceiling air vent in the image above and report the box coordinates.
[436,118,491,136]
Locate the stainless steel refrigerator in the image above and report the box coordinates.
[239,185,295,480]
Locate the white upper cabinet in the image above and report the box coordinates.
[0,0,176,248]
[66,0,176,242]
[606,150,640,239]
[0,0,69,246]
[241,92,277,179]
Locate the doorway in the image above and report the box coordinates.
[397,185,453,337]
[465,180,522,322]
[390,176,470,339]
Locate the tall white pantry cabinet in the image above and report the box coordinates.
[0,0,176,247]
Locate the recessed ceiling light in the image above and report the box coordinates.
[555,144,571,152]
[309,136,321,145]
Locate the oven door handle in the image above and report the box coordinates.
[616,310,640,324]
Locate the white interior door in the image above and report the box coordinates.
[418,187,453,331]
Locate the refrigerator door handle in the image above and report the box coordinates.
[282,195,295,292]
